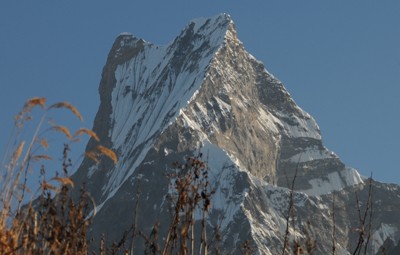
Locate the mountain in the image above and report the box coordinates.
[71,14,400,254]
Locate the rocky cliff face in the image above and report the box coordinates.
[72,14,400,254]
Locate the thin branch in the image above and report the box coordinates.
[332,193,336,255]
[363,175,373,255]
[281,156,300,255]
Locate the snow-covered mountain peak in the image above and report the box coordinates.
[91,13,361,199]
[91,14,241,196]
[71,14,400,254]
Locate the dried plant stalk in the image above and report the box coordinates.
[74,128,100,142]
[85,151,100,164]
[51,125,72,139]
[24,97,46,110]
[31,155,52,161]
[39,138,49,149]
[96,145,118,164]
[51,177,75,188]
[11,141,25,165]
[49,101,83,121]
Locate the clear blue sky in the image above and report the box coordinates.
[1,1,399,184]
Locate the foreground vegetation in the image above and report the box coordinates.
[0,98,116,254]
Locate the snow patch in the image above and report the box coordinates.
[371,223,398,254]
[302,168,363,196]
[275,111,321,140]
[257,107,281,134]
[87,165,98,178]
[199,141,245,229]
[285,146,336,163]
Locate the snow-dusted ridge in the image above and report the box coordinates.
[105,14,235,194]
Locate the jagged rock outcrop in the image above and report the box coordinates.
[72,14,400,254]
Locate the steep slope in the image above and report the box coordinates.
[72,14,400,254]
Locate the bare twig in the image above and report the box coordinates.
[332,192,336,255]
[281,157,300,255]
[352,174,374,255]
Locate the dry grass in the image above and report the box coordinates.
[84,145,118,165]
[74,128,100,142]
[0,97,116,255]
[51,125,72,140]
[49,101,83,122]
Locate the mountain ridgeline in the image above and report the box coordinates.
[72,14,400,254]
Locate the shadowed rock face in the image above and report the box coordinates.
[72,14,400,254]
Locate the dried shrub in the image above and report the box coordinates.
[161,153,214,255]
